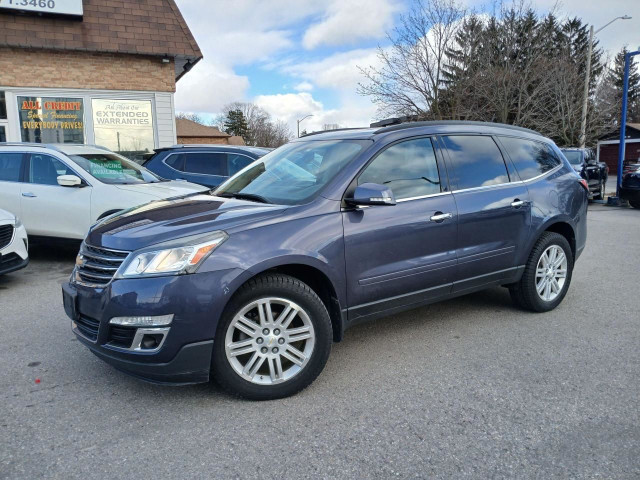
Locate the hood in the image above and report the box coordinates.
[87,194,288,251]
[0,208,16,222]
[115,180,209,199]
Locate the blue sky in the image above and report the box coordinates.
[173,0,639,135]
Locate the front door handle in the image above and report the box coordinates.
[511,199,524,208]
[430,212,452,222]
[22,192,37,198]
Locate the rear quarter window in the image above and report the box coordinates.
[499,137,560,181]
[0,153,23,181]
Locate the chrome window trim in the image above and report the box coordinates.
[396,191,451,203]
[162,151,256,178]
[451,164,563,194]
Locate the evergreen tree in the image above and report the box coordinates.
[608,47,640,123]
[223,109,249,139]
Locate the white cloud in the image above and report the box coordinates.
[302,0,400,49]
[174,61,249,114]
[293,81,314,92]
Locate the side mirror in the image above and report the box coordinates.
[345,183,396,207]
[57,174,83,187]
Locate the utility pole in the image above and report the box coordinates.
[579,15,631,148]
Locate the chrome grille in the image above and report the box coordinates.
[0,224,13,250]
[75,244,130,286]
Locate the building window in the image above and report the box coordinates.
[0,91,7,119]
[18,96,84,144]
[92,99,155,163]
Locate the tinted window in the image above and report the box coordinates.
[228,154,254,176]
[0,153,23,182]
[358,138,440,199]
[442,135,509,189]
[165,153,185,171]
[29,154,74,185]
[184,152,227,176]
[500,137,561,180]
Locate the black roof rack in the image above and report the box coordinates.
[371,118,542,136]
[299,127,365,138]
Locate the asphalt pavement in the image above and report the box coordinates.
[1,204,639,479]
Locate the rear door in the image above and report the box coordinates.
[440,135,531,293]
[20,153,92,239]
[343,137,458,321]
[0,151,26,218]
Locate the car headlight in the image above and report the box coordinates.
[116,231,228,278]
[14,216,23,228]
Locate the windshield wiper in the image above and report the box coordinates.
[218,192,271,204]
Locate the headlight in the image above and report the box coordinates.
[116,231,228,278]
[14,216,23,228]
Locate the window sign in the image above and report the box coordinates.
[92,99,155,163]
[18,96,84,144]
[0,0,83,17]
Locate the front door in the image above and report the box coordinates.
[440,135,531,292]
[20,153,92,239]
[343,137,458,322]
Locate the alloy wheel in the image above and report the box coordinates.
[224,297,315,385]
[535,245,568,302]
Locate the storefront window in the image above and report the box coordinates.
[0,91,7,119]
[92,99,155,163]
[18,96,84,144]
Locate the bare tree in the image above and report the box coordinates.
[176,112,205,124]
[217,101,293,147]
[358,0,465,119]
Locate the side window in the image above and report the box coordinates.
[184,152,228,176]
[499,137,560,181]
[358,137,441,199]
[29,154,74,185]
[228,154,253,176]
[0,153,23,182]
[441,135,509,190]
[164,153,185,171]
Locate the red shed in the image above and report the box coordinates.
[597,123,640,175]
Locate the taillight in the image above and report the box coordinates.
[579,179,589,192]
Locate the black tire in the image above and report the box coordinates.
[630,200,640,209]
[212,274,332,400]
[594,179,605,200]
[509,232,574,312]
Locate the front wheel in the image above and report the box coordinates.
[594,179,606,200]
[212,274,332,400]
[509,232,574,312]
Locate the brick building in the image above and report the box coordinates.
[176,118,245,145]
[0,0,201,161]
[596,124,640,175]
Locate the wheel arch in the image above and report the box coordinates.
[536,219,576,259]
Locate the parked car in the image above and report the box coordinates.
[142,145,273,188]
[0,143,209,240]
[621,162,640,209]
[560,147,608,200]
[62,121,588,400]
[0,208,28,275]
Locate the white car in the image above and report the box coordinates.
[0,208,29,275]
[0,144,209,240]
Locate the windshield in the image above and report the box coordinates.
[562,151,583,165]
[70,153,162,184]
[214,140,370,205]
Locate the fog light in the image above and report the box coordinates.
[141,334,163,349]
[109,314,173,327]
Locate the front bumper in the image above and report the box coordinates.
[619,186,640,202]
[0,223,29,275]
[62,267,246,385]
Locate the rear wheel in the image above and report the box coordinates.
[212,274,332,400]
[630,200,640,209]
[509,232,573,312]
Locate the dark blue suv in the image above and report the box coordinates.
[62,121,588,400]
[142,145,271,188]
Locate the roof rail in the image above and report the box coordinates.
[0,142,53,149]
[372,119,543,136]
[299,127,365,138]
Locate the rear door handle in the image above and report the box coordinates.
[511,199,524,208]
[22,192,37,198]
[430,212,452,222]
